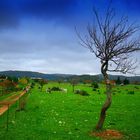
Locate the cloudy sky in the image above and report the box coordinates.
[0,0,140,75]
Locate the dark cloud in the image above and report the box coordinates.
[0,0,140,29]
[22,0,77,17]
[0,0,77,28]
[0,0,19,28]
[124,0,140,9]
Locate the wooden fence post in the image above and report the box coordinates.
[6,104,9,131]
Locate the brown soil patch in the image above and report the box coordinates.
[0,105,8,115]
[9,94,19,100]
[90,129,123,140]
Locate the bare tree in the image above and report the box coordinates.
[70,79,78,92]
[77,5,140,130]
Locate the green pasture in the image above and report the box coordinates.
[0,82,140,140]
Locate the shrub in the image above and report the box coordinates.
[74,89,80,94]
[93,88,96,91]
[116,77,121,85]
[51,87,61,91]
[18,78,28,88]
[113,92,116,95]
[134,86,139,89]
[0,79,17,93]
[75,90,89,96]
[80,90,89,96]
[123,78,130,85]
[31,83,35,88]
[127,91,135,95]
[117,90,121,93]
[92,82,99,89]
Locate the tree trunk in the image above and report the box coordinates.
[72,84,74,92]
[96,80,112,130]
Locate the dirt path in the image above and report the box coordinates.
[0,105,9,116]
[0,86,30,116]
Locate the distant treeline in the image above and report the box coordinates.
[0,70,140,83]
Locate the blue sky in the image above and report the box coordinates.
[0,0,140,75]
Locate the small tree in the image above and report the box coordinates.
[58,79,62,85]
[92,82,99,89]
[123,78,130,85]
[77,4,140,130]
[7,76,18,83]
[0,79,16,93]
[70,79,78,92]
[39,79,48,91]
[116,77,121,85]
[84,80,92,85]
[18,77,28,89]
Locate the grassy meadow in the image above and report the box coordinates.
[0,82,140,140]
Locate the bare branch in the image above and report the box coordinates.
[76,4,140,76]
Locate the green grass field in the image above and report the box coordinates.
[0,82,140,140]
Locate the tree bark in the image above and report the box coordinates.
[95,62,112,130]
[72,84,74,92]
[96,82,112,130]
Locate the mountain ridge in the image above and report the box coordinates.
[0,70,140,82]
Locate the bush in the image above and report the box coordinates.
[0,79,17,94]
[31,83,35,88]
[127,91,135,95]
[92,82,99,89]
[93,88,96,91]
[75,90,89,96]
[134,86,139,89]
[113,92,116,95]
[116,77,121,85]
[51,87,61,91]
[74,89,80,94]
[80,90,89,96]
[123,78,130,85]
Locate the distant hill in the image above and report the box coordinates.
[0,70,140,83]
[0,71,72,80]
